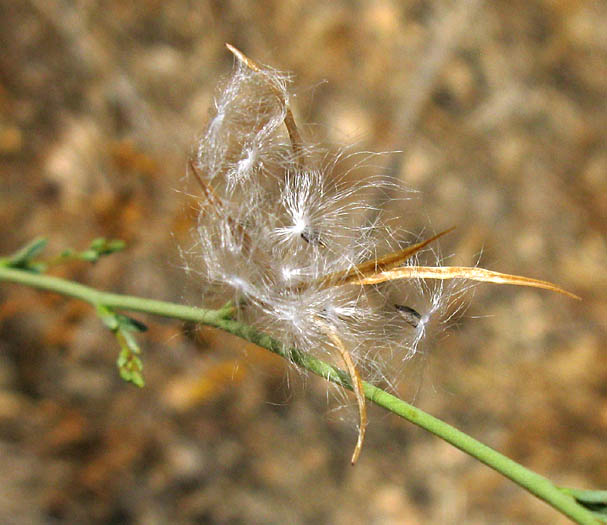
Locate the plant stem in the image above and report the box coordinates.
[0,265,598,524]
[0,265,229,323]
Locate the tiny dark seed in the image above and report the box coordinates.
[395,304,422,328]
[301,227,325,247]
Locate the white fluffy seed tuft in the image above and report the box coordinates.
[192,48,454,390]
[188,45,577,463]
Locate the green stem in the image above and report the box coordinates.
[0,265,229,324]
[0,265,598,524]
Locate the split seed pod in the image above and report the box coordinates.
[192,44,579,464]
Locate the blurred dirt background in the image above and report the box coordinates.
[0,1,605,523]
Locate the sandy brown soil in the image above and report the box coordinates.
[0,1,605,523]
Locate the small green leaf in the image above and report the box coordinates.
[96,304,145,387]
[118,329,140,354]
[96,304,119,330]
[117,347,129,368]
[116,314,148,333]
[51,238,128,266]
[25,262,48,274]
[116,345,144,388]
[218,300,236,319]
[129,371,144,388]
[4,238,48,270]
[106,239,126,253]
[79,249,100,262]
[89,238,107,251]
[560,488,607,521]
[88,238,126,258]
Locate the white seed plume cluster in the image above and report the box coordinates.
[191,45,579,463]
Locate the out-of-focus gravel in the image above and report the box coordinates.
[0,1,605,523]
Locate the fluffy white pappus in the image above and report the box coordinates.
[196,57,291,190]
[190,51,461,395]
[364,250,474,389]
[248,281,387,371]
[272,168,413,277]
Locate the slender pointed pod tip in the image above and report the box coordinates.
[224,42,299,160]
[316,226,457,289]
[225,43,261,72]
[354,265,581,300]
[225,43,240,57]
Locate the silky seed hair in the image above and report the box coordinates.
[189,45,579,464]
